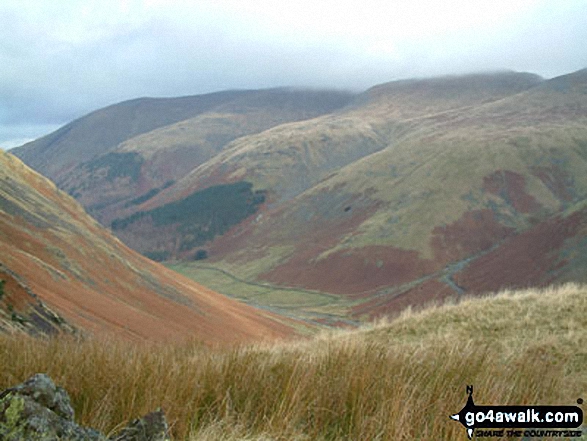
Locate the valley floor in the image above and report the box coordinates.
[167,262,361,329]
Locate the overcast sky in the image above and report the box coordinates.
[2,0,586,150]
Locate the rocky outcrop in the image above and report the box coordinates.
[0,374,169,441]
[0,264,78,337]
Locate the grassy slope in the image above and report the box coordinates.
[149,73,537,211]
[111,72,542,261]
[166,71,544,196]
[11,70,587,319]
[172,70,587,311]
[11,91,259,180]
[0,283,584,440]
[314,76,587,255]
[0,150,295,342]
[13,89,354,226]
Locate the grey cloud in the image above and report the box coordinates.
[1,2,586,150]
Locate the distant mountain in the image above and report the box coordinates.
[13,69,587,319]
[12,89,353,225]
[0,150,294,340]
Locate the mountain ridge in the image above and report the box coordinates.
[12,88,354,183]
[12,68,587,320]
[0,150,296,340]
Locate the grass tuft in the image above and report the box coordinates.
[1,283,585,440]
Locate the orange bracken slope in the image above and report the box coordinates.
[0,150,294,342]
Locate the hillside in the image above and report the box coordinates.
[1,283,585,439]
[12,89,353,225]
[109,70,587,317]
[0,150,295,341]
[241,69,587,316]
[105,71,546,255]
[13,69,587,321]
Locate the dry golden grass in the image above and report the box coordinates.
[1,284,585,440]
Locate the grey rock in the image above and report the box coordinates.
[0,373,102,441]
[109,409,170,441]
[4,373,74,421]
[0,374,170,441]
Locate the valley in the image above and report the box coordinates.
[8,68,587,327]
[3,3,586,440]
[0,150,298,341]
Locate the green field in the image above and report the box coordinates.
[167,262,357,324]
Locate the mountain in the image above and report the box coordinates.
[0,150,295,340]
[13,69,587,320]
[12,89,353,225]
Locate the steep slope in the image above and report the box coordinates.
[0,262,77,336]
[111,71,544,258]
[156,71,544,204]
[12,91,252,179]
[253,69,587,314]
[115,69,587,317]
[0,150,294,341]
[12,89,353,225]
[12,69,587,321]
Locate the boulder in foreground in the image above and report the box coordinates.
[0,373,169,441]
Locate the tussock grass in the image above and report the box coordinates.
[1,284,585,440]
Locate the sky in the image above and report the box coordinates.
[1,0,587,150]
